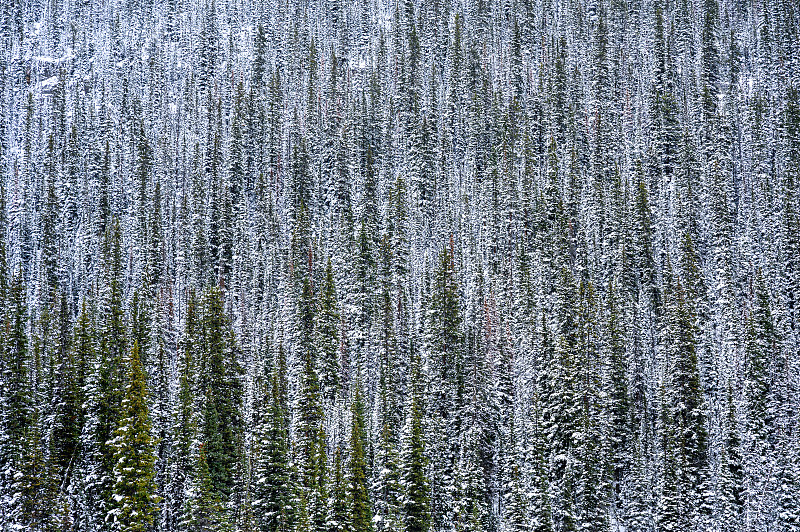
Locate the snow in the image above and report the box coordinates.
[33,50,75,65]
[39,75,60,91]
[0,0,796,529]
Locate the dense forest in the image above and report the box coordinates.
[0,0,799,529]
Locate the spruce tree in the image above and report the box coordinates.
[184,442,230,532]
[17,413,53,530]
[328,444,349,532]
[1,274,34,526]
[605,284,631,508]
[49,292,81,487]
[400,354,430,532]
[531,317,555,532]
[660,258,711,529]
[744,271,776,442]
[719,383,744,531]
[199,286,243,502]
[95,220,128,517]
[108,340,159,532]
[253,349,294,532]
[349,378,373,532]
[374,240,402,531]
[167,291,200,531]
[317,259,340,402]
[297,276,323,491]
[1,275,31,460]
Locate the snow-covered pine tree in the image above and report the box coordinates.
[107,340,158,532]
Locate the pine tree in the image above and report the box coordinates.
[605,284,631,507]
[199,286,243,502]
[40,156,59,302]
[317,259,341,402]
[400,354,430,532]
[544,267,581,530]
[1,275,31,448]
[253,348,294,532]
[1,274,34,526]
[531,317,555,532]
[108,340,159,532]
[328,443,349,532]
[94,219,129,517]
[574,279,608,531]
[659,258,711,530]
[425,245,463,529]
[502,410,529,532]
[308,423,329,532]
[17,413,54,531]
[49,292,81,488]
[718,383,744,531]
[349,378,373,532]
[744,271,776,441]
[374,238,402,532]
[427,246,463,417]
[168,292,200,532]
[296,276,323,490]
[185,442,230,532]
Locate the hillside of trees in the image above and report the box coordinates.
[0,0,799,530]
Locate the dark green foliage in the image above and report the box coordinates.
[328,444,349,532]
[253,349,294,532]
[2,274,32,463]
[199,286,243,501]
[49,292,82,485]
[297,276,323,491]
[95,220,129,512]
[317,259,341,402]
[374,239,402,531]
[168,291,200,531]
[18,417,54,530]
[744,272,776,440]
[109,340,159,532]
[185,443,230,532]
[349,379,373,532]
[401,357,430,532]
[427,247,463,418]
[606,285,630,483]
[659,256,711,529]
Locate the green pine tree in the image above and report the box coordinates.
[17,414,54,530]
[168,291,200,531]
[374,241,402,531]
[605,283,631,507]
[744,271,776,442]
[297,276,323,491]
[185,442,230,532]
[317,259,341,402]
[96,220,128,516]
[349,378,373,532]
[400,355,430,532]
[49,291,82,489]
[718,383,744,531]
[1,274,32,468]
[199,286,243,502]
[108,340,159,532]
[659,257,711,529]
[328,444,349,532]
[253,349,294,532]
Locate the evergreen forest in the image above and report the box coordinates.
[0,0,799,530]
